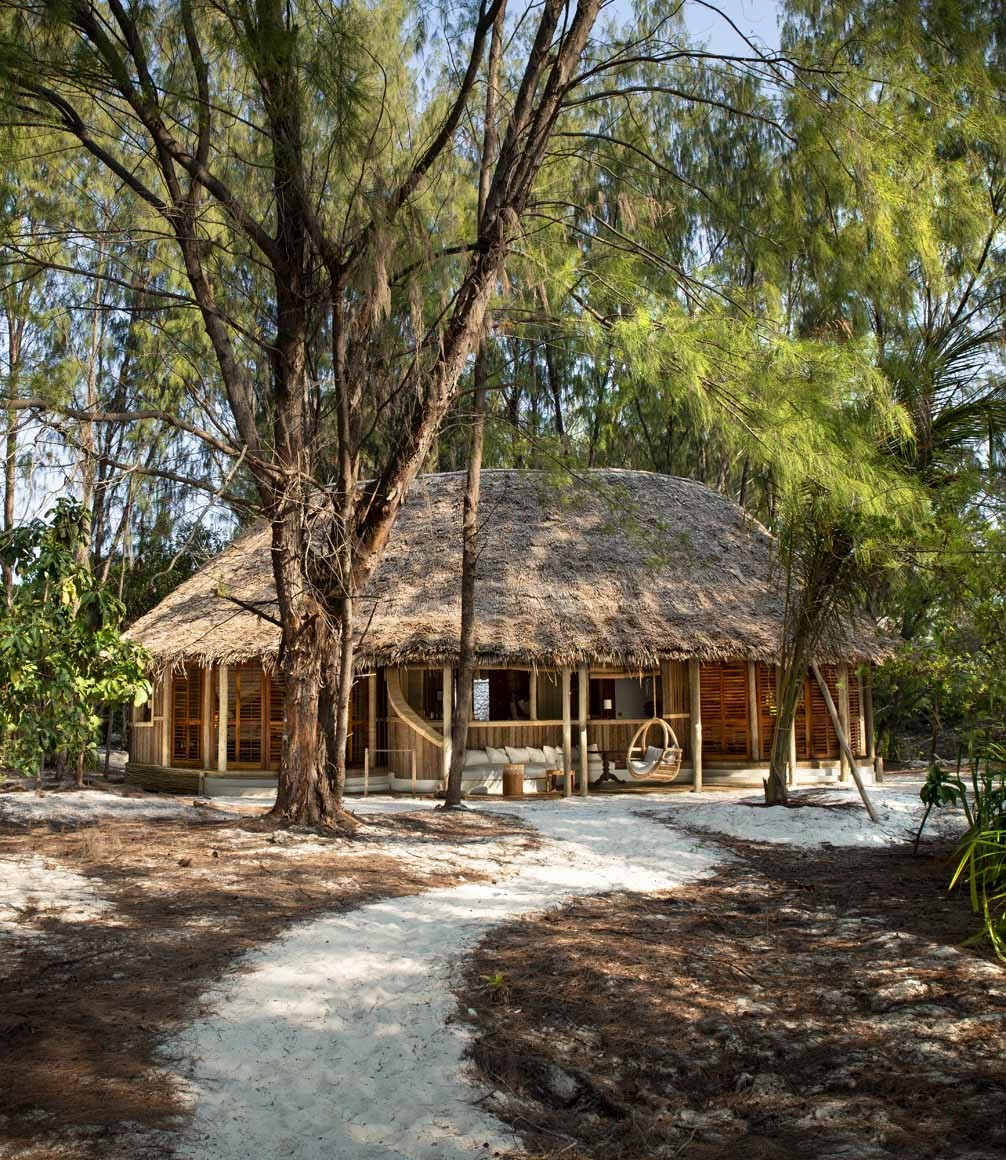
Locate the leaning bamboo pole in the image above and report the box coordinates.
[811,662,878,823]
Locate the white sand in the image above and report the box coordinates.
[0,789,230,826]
[668,776,968,847]
[163,780,959,1160]
[1,854,115,937]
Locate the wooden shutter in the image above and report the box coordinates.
[267,670,285,769]
[807,665,840,759]
[757,663,777,761]
[699,662,750,759]
[848,672,863,755]
[227,666,264,766]
[172,667,203,766]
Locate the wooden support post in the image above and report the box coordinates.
[442,666,453,789]
[411,748,417,794]
[577,663,589,797]
[747,660,759,762]
[838,663,851,784]
[788,718,797,787]
[368,673,378,770]
[216,666,228,773]
[561,666,572,797]
[811,662,879,822]
[688,659,702,792]
[529,670,538,721]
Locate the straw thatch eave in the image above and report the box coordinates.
[126,469,888,673]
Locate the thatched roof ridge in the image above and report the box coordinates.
[127,468,886,670]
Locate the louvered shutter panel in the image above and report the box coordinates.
[792,677,809,759]
[699,663,750,758]
[226,666,264,765]
[848,673,863,755]
[172,668,203,765]
[757,663,778,760]
[238,668,263,764]
[268,671,285,768]
[807,666,840,759]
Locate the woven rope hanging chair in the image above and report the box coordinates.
[624,717,683,782]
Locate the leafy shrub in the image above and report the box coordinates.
[950,744,1006,959]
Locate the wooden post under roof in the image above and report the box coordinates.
[368,672,378,769]
[688,659,702,792]
[561,666,572,797]
[747,660,759,762]
[529,670,537,721]
[442,666,453,788]
[216,665,228,772]
[577,662,589,797]
[788,717,797,787]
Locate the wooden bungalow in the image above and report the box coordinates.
[125,469,884,797]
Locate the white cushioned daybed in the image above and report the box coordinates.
[462,743,606,793]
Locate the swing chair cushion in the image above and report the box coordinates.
[628,747,681,774]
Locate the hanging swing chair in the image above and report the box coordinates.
[624,718,683,782]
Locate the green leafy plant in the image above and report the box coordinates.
[948,742,1006,960]
[481,971,510,1004]
[0,499,151,784]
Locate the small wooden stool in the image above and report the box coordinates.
[502,762,524,797]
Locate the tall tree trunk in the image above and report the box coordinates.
[445,0,504,808]
[3,305,25,607]
[271,520,339,824]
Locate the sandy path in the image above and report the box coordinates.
[166,783,960,1160]
[166,799,722,1160]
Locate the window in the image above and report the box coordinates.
[472,677,490,721]
[134,695,154,727]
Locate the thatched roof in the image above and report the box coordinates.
[127,468,885,670]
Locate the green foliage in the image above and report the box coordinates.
[949,742,1006,960]
[875,519,1006,757]
[0,499,151,778]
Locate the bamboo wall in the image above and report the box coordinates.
[130,676,169,765]
[660,661,691,757]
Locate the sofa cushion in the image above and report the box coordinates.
[543,744,561,766]
[505,746,531,765]
[527,746,547,766]
[463,748,490,768]
[486,745,509,766]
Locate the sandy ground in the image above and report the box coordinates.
[0,789,535,1160]
[463,823,1006,1159]
[0,778,985,1160]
